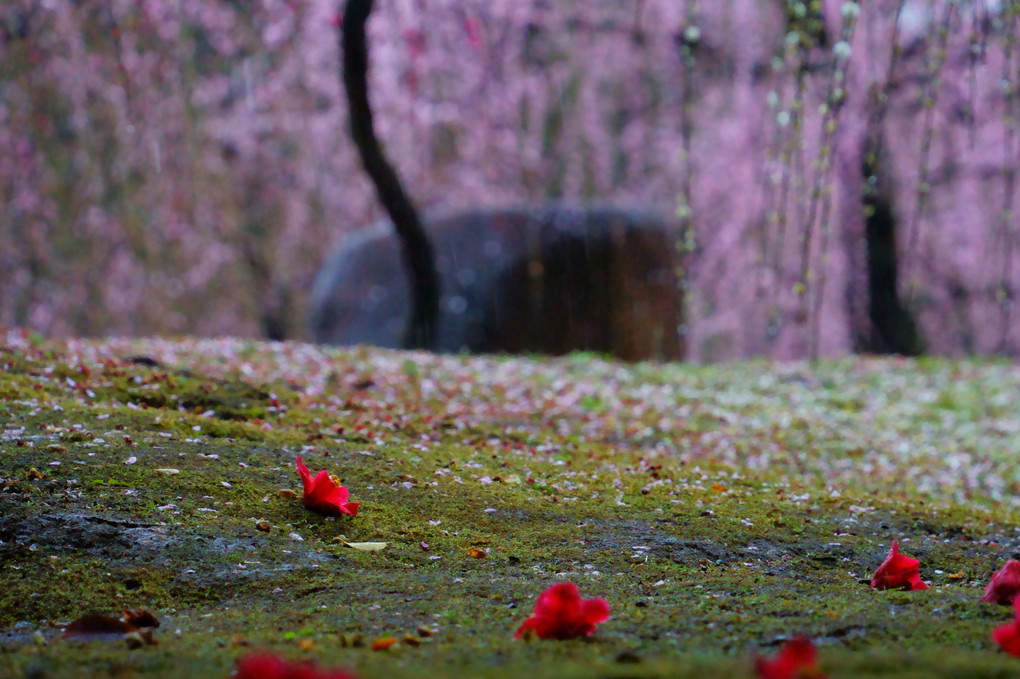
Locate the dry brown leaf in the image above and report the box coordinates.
[124,629,159,648]
[371,636,398,651]
[60,609,160,648]
[61,614,132,642]
[338,632,365,647]
[122,609,159,629]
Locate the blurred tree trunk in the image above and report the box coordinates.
[340,0,439,350]
[860,139,924,356]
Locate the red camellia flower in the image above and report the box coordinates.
[235,652,357,679]
[993,596,1020,657]
[514,582,610,640]
[870,540,929,591]
[983,560,1020,605]
[295,457,359,517]
[754,638,827,679]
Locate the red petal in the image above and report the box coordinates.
[533,583,581,619]
[513,616,539,639]
[982,560,1020,605]
[235,653,359,679]
[295,462,358,516]
[515,583,609,640]
[304,475,344,509]
[754,638,823,679]
[775,637,818,668]
[236,653,291,679]
[993,621,1020,657]
[295,457,313,493]
[579,597,611,628]
[871,540,927,591]
[310,468,334,491]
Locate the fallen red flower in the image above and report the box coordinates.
[235,652,357,679]
[871,540,929,591]
[993,596,1020,657]
[754,638,826,679]
[983,560,1020,605]
[514,582,609,640]
[295,457,359,517]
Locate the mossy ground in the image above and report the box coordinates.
[2,334,1020,677]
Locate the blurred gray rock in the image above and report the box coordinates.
[310,205,683,361]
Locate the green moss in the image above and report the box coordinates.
[3,341,1020,677]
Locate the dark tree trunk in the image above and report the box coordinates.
[861,143,924,356]
[340,0,439,350]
